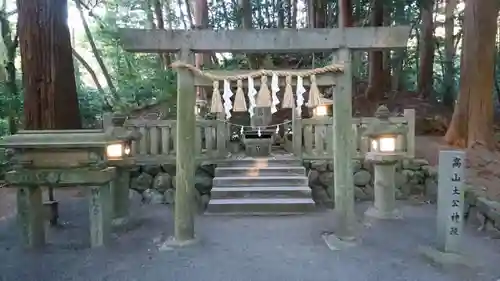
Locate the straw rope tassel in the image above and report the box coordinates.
[210,81,224,113]
[256,76,272,107]
[307,75,322,108]
[281,75,294,108]
[233,79,247,112]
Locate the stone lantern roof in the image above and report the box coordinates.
[363,105,407,138]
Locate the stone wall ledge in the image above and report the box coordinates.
[465,189,500,232]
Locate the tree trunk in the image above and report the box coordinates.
[442,0,457,108]
[307,0,314,27]
[314,0,327,28]
[444,0,499,149]
[364,0,385,105]
[176,0,188,29]
[194,0,210,101]
[145,0,157,28]
[382,4,392,92]
[417,0,435,99]
[184,0,194,27]
[164,0,174,29]
[339,0,353,27]
[195,0,210,66]
[391,0,407,92]
[239,0,258,68]
[290,0,297,27]
[285,0,292,27]
[18,0,81,129]
[277,0,285,28]
[154,0,171,68]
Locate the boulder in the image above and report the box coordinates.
[161,164,176,175]
[142,165,162,176]
[352,160,362,172]
[310,161,328,172]
[199,194,211,210]
[354,186,370,201]
[163,189,176,204]
[311,187,331,205]
[130,172,153,192]
[142,189,165,204]
[353,170,371,187]
[308,170,321,186]
[195,171,213,194]
[318,171,334,187]
[424,178,437,201]
[153,172,173,192]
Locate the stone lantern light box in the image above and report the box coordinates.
[195,99,208,117]
[104,114,142,163]
[312,97,333,117]
[363,105,408,156]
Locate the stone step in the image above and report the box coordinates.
[217,158,302,168]
[214,166,306,177]
[210,186,311,199]
[213,176,308,187]
[205,198,316,215]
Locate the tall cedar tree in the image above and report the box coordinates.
[17,0,81,129]
[444,0,499,148]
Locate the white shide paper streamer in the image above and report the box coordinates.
[295,76,306,117]
[271,74,280,114]
[223,80,233,119]
[247,76,257,118]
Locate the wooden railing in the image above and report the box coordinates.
[104,108,415,164]
[287,109,415,160]
[106,118,229,165]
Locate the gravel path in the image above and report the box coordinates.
[1,197,499,281]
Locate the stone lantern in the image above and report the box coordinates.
[312,97,333,117]
[195,99,207,118]
[0,120,142,248]
[362,105,407,219]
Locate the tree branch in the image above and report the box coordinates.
[72,48,113,109]
[74,0,120,103]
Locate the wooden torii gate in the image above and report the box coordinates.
[119,18,410,245]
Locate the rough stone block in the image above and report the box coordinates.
[243,138,272,157]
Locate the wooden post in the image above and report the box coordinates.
[174,49,196,242]
[89,184,112,247]
[216,112,227,157]
[292,108,303,158]
[17,186,45,248]
[436,150,465,253]
[332,48,356,239]
[102,112,112,129]
[403,109,415,158]
[111,168,130,224]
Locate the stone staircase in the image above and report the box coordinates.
[206,157,316,215]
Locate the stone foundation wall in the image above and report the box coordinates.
[306,158,438,206]
[123,158,500,235]
[129,164,214,207]
[465,190,500,233]
[127,158,439,208]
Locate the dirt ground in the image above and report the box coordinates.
[0,188,84,221]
